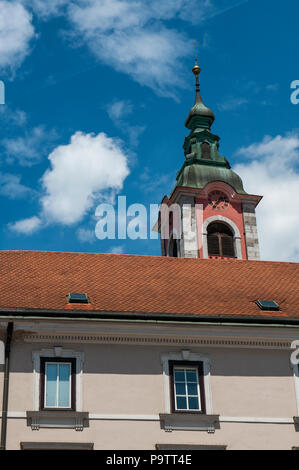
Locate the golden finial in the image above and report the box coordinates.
[192,40,201,76]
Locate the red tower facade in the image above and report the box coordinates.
[159,64,262,261]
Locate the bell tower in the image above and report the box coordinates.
[158,58,262,261]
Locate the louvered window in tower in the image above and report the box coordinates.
[207,222,235,257]
[201,142,211,160]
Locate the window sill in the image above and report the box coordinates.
[159,413,220,433]
[26,410,89,431]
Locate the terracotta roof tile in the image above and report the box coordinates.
[0,250,298,320]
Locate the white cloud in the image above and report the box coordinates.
[234,133,299,262]
[106,100,133,122]
[24,0,68,18]
[106,99,145,147]
[40,131,129,225]
[67,0,189,97]
[10,131,130,233]
[0,1,35,73]
[2,126,57,166]
[66,0,248,96]
[179,0,249,24]
[0,106,27,126]
[9,216,41,234]
[0,172,32,199]
[3,0,246,95]
[0,0,248,94]
[218,97,248,111]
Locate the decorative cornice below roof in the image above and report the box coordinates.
[22,332,292,350]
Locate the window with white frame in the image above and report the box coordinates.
[40,358,76,410]
[169,361,206,413]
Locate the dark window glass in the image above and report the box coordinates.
[40,358,76,411]
[207,234,220,255]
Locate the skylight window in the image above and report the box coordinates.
[256,300,280,311]
[67,293,89,304]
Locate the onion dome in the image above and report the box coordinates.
[185,63,215,130]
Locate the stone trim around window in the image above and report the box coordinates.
[32,347,84,412]
[202,215,242,259]
[160,350,213,416]
[26,410,89,431]
[159,412,220,433]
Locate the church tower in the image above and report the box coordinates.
[159,60,262,261]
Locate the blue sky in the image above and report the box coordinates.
[0,0,299,261]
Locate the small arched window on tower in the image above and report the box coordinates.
[201,142,211,160]
[207,222,235,258]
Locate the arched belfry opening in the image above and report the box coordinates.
[207,222,235,258]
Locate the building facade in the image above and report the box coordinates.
[0,65,299,451]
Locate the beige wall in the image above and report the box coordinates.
[5,420,299,451]
[1,338,298,449]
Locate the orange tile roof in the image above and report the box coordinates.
[0,250,298,322]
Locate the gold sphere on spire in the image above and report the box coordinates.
[192,64,201,76]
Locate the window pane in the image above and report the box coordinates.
[58,364,71,408]
[174,369,185,382]
[187,383,198,395]
[45,364,57,407]
[176,396,187,410]
[188,396,200,410]
[186,370,197,382]
[175,383,186,395]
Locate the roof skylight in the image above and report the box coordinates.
[256,300,280,311]
[67,293,89,304]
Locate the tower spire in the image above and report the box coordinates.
[193,40,201,99]
[184,42,215,130]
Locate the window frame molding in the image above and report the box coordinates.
[169,360,206,414]
[202,215,242,259]
[40,357,76,411]
[160,350,213,415]
[32,347,84,412]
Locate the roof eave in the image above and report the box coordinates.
[0,308,298,327]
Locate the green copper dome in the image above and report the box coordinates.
[184,64,215,131]
[184,89,215,130]
[176,160,247,194]
[171,62,247,196]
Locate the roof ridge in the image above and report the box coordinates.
[0,249,297,265]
